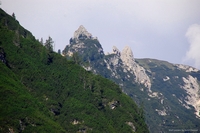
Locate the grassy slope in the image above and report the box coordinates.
[0,8,148,133]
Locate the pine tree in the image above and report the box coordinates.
[40,38,44,45]
[58,49,61,54]
[12,13,16,20]
[45,36,53,52]
[72,52,81,64]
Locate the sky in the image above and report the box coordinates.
[1,0,200,69]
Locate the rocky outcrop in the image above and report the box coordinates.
[175,64,199,72]
[126,122,136,132]
[112,46,121,57]
[121,46,135,64]
[72,25,94,43]
[111,46,151,90]
[63,25,101,58]
[108,100,119,110]
[181,75,200,117]
[155,109,167,116]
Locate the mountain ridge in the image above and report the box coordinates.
[63,25,200,132]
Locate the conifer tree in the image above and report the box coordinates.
[40,38,43,45]
[72,52,81,64]
[45,36,53,52]
[58,49,61,54]
[12,13,16,20]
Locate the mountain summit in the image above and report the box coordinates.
[71,25,98,44]
[63,25,103,61]
[74,25,92,40]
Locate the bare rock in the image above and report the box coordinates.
[73,25,92,43]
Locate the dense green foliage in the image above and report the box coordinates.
[44,36,54,52]
[0,8,149,133]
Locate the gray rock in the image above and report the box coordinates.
[73,25,92,43]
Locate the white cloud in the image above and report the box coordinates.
[185,24,200,68]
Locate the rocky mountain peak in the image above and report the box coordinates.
[73,25,92,41]
[112,46,121,56]
[121,46,135,66]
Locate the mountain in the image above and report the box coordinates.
[0,8,149,132]
[63,25,200,132]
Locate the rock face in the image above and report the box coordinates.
[111,45,151,90]
[63,25,200,133]
[73,25,92,43]
[175,64,199,72]
[126,122,136,132]
[112,46,120,56]
[181,75,200,117]
[121,46,135,63]
[62,25,103,60]
[121,46,151,89]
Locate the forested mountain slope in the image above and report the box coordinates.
[0,8,149,133]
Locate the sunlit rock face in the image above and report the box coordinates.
[175,64,199,72]
[73,25,92,43]
[181,75,200,117]
[112,46,121,57]
[121,46,135,64]
[120,46,151,89]
[62,25,102,59]
[104,45,152,90]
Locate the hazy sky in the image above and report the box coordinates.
[1,0,200,68]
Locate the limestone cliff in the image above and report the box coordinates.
[120,46,151,89]
[109,46,151,90]
[181,75,200,117]
[73,25,92,43]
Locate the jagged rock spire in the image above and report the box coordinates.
[120,46,151,89]
[112,46,121,56]
[73,25,92,40]
[121,46,135,66]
